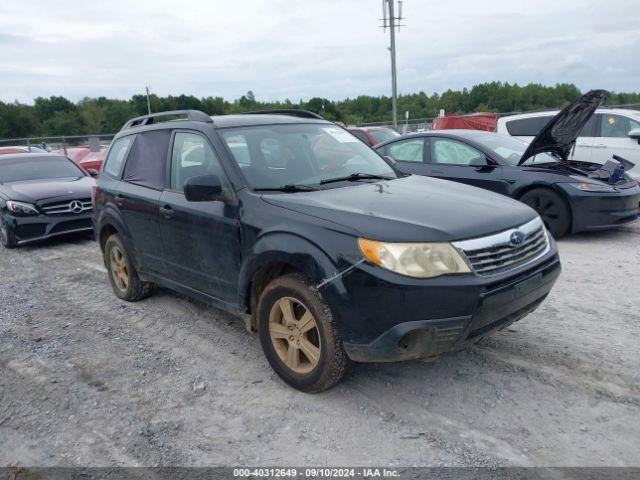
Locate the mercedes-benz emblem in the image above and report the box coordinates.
[69,200,84,214]
[509,230,525,246]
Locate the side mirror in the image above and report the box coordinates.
[384,155,397,165]
[87,169,99,178]
[469,156,488,167]
[184,174,224,202]
[628,129,640,144]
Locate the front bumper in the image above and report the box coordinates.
[560,183,640,232]
[7,212,94,245]
[326,247,561,363]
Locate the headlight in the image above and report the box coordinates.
[358,238,471,278]
[6,200,39,216]
[569,182,617,193]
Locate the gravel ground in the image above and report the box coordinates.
[0,224,639,468]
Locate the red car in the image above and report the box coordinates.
[430,112,500,132]
[57,145,109,173]
[347,126,400,147]
[0,146,46,155]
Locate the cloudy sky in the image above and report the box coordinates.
[1,0,638,103]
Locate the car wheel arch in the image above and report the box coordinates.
[238,235,339,320]
[515,184,574,232]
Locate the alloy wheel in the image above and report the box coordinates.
[109,245,130,292]
[268,297,321,374]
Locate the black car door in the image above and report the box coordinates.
[117,129,172,274]
[158,130,241,304]
[424,137,507,195]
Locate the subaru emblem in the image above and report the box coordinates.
[510,231,525,246]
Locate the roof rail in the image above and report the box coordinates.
[121,110,213,130]
[241,109,325,120]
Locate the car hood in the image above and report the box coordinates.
[519,90,608,165]
[261,175,538,242]
[0,176,94,203]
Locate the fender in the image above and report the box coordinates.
[238,231,340,312]
[96,203,141,270]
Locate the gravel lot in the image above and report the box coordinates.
[1,224,639,468]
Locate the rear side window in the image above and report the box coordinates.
[387,139,425,162]
[505,116,551,136]
[103,136,134,178]
[122,130,171,190]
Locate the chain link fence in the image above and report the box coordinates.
[0,134,116,154]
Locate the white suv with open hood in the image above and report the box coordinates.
[496,108,640,178]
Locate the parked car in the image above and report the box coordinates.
[431,112,500,132]
[0,145,46,155]
[0,153,96,248]
[60,145,109,173]
[347,126,400,146]
[376,91,640,238]
[94,109,560,392]
[496,106,640,178]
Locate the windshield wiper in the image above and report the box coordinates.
[253,184,318,193]
[319,172,393,185]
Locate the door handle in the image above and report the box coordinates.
[432,170,444,174]
[114,194,124,206]
[160,205,174,219]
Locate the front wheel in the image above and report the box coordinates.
[0,216,17,249]
[520,188,571,238]
[257,273,350,393]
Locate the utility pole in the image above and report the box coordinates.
[145,86,152,114]
[381,0,404,131]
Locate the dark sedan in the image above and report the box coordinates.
[0,153,96,248]
[376,91,640,237]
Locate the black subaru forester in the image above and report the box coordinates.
[93,109,561,392]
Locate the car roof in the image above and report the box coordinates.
[210,114,330,128]
[0,152,66,161]
[499,108,640,122]
[418,129,499,139]
[374,129,515,149]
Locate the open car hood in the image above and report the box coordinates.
[519,90,608,165]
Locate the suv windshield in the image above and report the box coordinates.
[0,156,84,183]
[470,134,558,165]
[221,124,397,189]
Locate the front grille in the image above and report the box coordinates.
[41,198,92,215]
[453,217,549,276]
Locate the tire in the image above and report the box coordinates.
[0,216,17,249]
[257,273,350,393]
[519,188,571,238]
[104,234,154,301]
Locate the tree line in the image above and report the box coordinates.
[1,81,639,139]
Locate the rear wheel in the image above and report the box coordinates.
[520,188,571,238]
[104,234,154,301]
[0,216,17,249]
[257,273,350,393]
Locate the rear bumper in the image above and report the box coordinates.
[342,255,561,362]
[7,212,93,245]
[561,184,640,232]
